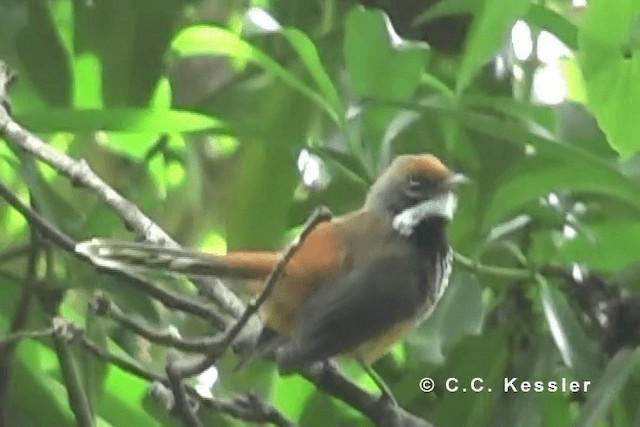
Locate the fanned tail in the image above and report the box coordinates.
[75,238,277,279]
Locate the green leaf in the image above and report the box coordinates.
[525,5,578,50]
[413,0,480,27]
[575,348,640,427]
[273,374,315,422]
[344,6,430,161]
[345,6,429,101]
[14,108,225,133]
[538,275,598,379]
[225,142,298,249]
[483,152,640,233]
[73,0,182,106]
[532,224,640,273]
[578,0,640,158]
[311,146,372,185]
[429,332,509,427]
[613,262,640,292]
[241,8,342,120]
[457,0,530,92]
[408,271,485,364]
[171,25,338,122]
[100,356,168,427]
[539,389,573,427]
[560,58,588,104]
[282,28,343,120]
[500,338,573,427]
[10,150,84,235]
[16,1,72,106]
[83,312,109,417]
[101,134,162,160]
[11,341,75,427]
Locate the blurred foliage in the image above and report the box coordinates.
[1,0,640,426]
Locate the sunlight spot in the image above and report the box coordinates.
[537,31,573,64]
[524,144,536,156]
[532,63,567,105]
[95,131,109,145]
[494,55,507,79]
[347,104,362,119]
[511,20,533,61]
[200,232,227,254]
[243,7,281,34]
[573,202,587,215]
[384,16,404,47]
[209,135,239,156]
[547,192,560,207]
[166,162,185,187]
[167,325,181,339]
[511,20,574,105]
[563,224,577,240]
[297,149,323,188]
[6,206,27,235]
[195,366,219,399]
[512,64,524,81]
[571,263,584,282]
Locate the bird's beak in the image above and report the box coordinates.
[443,173,470,190]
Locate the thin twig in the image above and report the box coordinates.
[0,62,427,427]
[301,362,434,427]
[80,332,164,383]
[0,180,232,329]
[166,352,204,427]
[0,61,15,107]
[171,206,332,378]
[51,318,95,427]
[0,76,249,326]
[206,393,297,427]
[90,294,218,352]
[0,244,32,264]
[0,180,76,251]
[0,230,40,427]
[100,269,232,329]
[0,327,54,346]
[79,331,294,426]
[213,206,332,356]
[453,251,533,280]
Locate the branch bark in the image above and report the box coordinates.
[0,60,434,427]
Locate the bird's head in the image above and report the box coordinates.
[364,154,467,236]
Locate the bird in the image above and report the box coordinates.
[76,153,466,401]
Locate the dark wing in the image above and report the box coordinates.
[277,245,426,372]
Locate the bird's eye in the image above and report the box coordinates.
[408,176,422,189]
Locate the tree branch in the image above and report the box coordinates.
[51,318,95,427]
[0,230,40,427]
[0,61,432,427]
[0,70,249,330]
[78,327,294,427]
[302,362,434,427]
[90,294,218,352]
[166,352,204,427]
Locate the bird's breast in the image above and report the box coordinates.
[414,247,452,322]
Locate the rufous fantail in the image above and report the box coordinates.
[77,153,466,399]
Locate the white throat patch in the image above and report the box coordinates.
[392,191,457,237]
